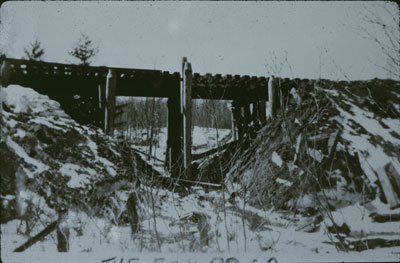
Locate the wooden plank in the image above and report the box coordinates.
[384,162,400,199]
[268,76,278,119]
[181,58,193,179]
[376,162,400,209]
[327,131,340,157]
[234,101,245,140]
[166,90,183,176]
[192,141,239,161]
[253,100,259,121]
[0,58,11,87]
[231,103,237,141]
[243,103,251,133]
[370,212,400,222]
[98,83,106,128]
[258,100,267,124]
[1,58,12,134]
[14,221,58,252]
[231,100,241,141]
[105,69,116,135]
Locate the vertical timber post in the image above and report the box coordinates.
[243,102,251,144]
[251,101,257,123]
[258,99,267,124]
[166,75,183,176]
[0,58,11,142]
[231,102,238,141]
[243,103,251,132]
[98,83,106,129]
[181,58,192,179]
[251,101,261,132]
[268,76,278,119]
[232,100,241,140]
[105,69,116,136]
[56,208,69,252]
[233,100,244,141]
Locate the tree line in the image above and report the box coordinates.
[116,98,232,132]
[22,33,98,65]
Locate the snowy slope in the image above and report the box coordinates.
[223,78,400,259]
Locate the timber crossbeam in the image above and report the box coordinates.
[1,57,270,100]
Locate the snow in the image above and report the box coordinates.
[3,84,61,114]
[121,126,232,174]
[6,137,49,177]
[275,178,293,187]
[326,90,400,183]
[5,117,18,128]
[2,190,400,262]
[86,139,116,171]
[59,163,90,188]
[307,148,325,163]
[271,151,283,167]
[345,101,400,143]
[13,129,26,138]
[328,201,400,234]
[1,250,399,263]
[290,87,302,105]
[29,117,71,131]
[2,84,400,262]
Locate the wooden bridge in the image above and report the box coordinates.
[0,56,284,179]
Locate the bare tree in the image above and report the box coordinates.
[357,2,400,79]
[68,34,98,66]
[264,50,294,78]
[193,99,232,129]
[24,40,45,61]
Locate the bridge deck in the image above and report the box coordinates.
[2,58,269,101]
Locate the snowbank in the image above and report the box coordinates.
[3,84,61,114]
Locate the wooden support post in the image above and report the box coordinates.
[243,103,251,132]
[268,76,278,119]
[166,91,183,176]
[230,102,237,141]
[56,209,69,252]
[233,100,245,141]
[1,58,11,137]
[251,101,261,131]
[181,58,192,179]
[105,69,116,136]
[232,101,241,141]
[98,83,106,129]
[258,100,267,124]
[242,102,251,143]
[251,101,257,121]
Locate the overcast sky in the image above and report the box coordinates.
[0,1,398,80]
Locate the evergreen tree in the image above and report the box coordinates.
[24,40,45,61]
[68,34,98,66]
